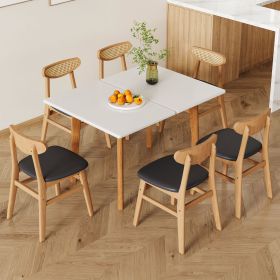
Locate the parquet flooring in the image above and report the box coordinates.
[1,62,280,279]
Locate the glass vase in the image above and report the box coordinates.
[146,62,158,85]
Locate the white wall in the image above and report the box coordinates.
[0,0,167,130]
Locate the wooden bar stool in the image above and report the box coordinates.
[133,134,222,254]
[97,41,132,148]
[191,46,228,128]
[197,109,272,219]
[7,125,94,242]
[41,57,82,153]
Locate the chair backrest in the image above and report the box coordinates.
[42,57,81,98]
[174,134,217,165]
[10,125,47,156]
[174,135,217,196]
[233,109,271,162]
[97,41,132,79]
[9,125,47,184]
[233,108,271,136]
[191,46,226,87]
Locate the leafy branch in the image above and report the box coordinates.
[129,21,168,74]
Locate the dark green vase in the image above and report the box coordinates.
[146,62,158,85]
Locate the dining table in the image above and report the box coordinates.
[44,66,225,210]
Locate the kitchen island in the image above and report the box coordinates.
[167,0,280,111]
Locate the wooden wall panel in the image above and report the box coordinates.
[239,24,274,73]
[167,4,213,82]
[212,17,242,84]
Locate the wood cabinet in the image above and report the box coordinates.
[167,3,278,85]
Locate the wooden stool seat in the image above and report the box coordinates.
[138,155,208,193]
[198,128,262,161]
[19,146,88,182]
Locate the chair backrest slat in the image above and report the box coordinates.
[174,134,217,165]
[10,125,47,156]
[233,108,271,136]
[43,57,81,79]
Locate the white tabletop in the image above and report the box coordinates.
[44,81,175,139]
[102,66,225,114]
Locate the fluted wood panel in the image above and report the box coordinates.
[167,5,213,82]
[212,16,242,84]
[239,24,274,73]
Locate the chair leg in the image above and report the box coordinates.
[105,133,111,149]
[55,183,61,196]
[41,107,50,142]
[234,165,243,219]
[171,196,176,206]
[177,200,185,255]
[222,162,228,176]
[38,189,47,243]
[158,121,165,134]
[262,149,273,199]
[210,188,222,231]
[80,171,94,217]
[133,180,146,227]
[217,95,228,128]
[7,178,18,220]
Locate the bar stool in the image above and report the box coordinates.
[7,125,94,242]
[133,134,221,254]
[97,41,132,148]
[197,109,272,219]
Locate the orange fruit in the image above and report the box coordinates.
[124,89,132,96]
[117,96,126,105]
[126,95,133,104]
[109,94,117,103]
[114,90,120,96]
[134,97,143,105]
[117,93,124,99]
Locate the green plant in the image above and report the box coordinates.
[130,21,168,74]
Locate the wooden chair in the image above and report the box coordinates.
[191,46,228,128]
[7,125,94,242]
[97,41,132,148]
[158,46,228,136]
[197,109,272,219]
[133,134,222,254]
[41,57,82,149]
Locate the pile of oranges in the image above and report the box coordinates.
[109,90,143,106]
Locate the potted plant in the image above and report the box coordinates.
[130,21,168,85]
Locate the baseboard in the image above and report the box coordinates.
[0,115,43,138]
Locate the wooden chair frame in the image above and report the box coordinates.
[41,57,82,153]
[7,125,93,242]
[133,135,222,254]
[191,46,228,129]
[215,109,272,219]
[97,41,132,149]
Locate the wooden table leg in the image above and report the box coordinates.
[117,138,124,210]
[146,126,153,149]
[71,118,81,153]
[189,106,199,146]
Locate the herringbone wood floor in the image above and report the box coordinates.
[1,62,280,279]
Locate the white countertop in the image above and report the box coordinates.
[168,0,280,31]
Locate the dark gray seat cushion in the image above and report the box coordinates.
[138,155,208,193]
[197,128,262,161]
[19,146,88,182]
